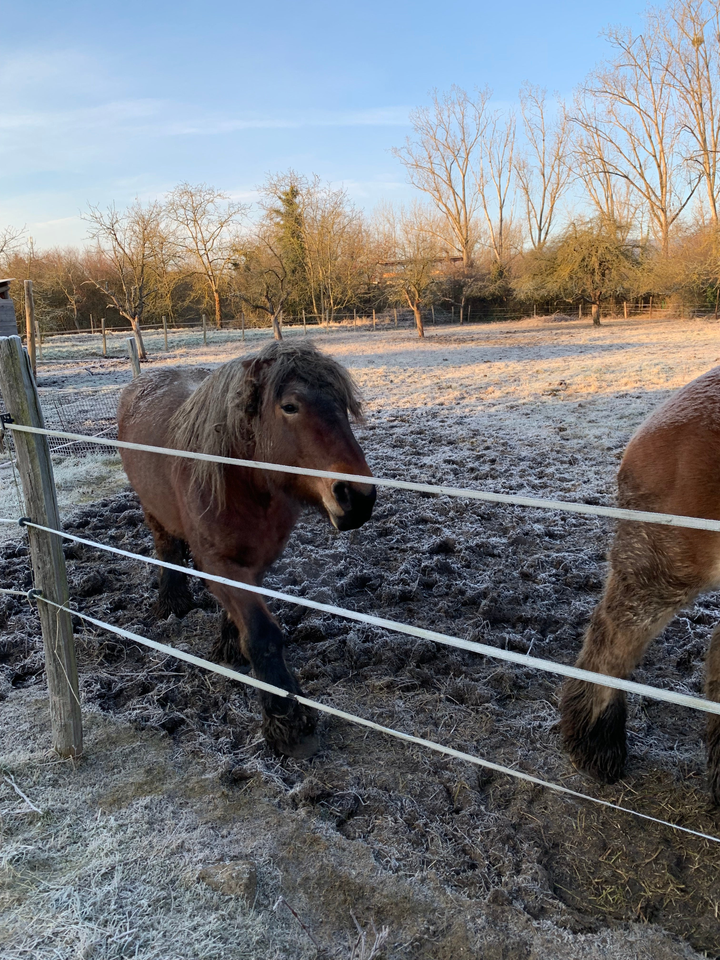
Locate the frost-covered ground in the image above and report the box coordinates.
[2,316,720,959]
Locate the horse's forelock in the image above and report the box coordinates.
[252,341,363,421]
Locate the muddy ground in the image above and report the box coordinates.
[2,319,720,959]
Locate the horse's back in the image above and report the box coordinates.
[118,367,210,445]
[118,366,211,536]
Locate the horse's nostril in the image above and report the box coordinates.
[332,481,352,511]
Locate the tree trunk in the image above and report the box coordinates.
[130,317,147,359]
[412,305,425,339]
[271,312,283,341]
[213,288,223,329]
[591,300,601,326]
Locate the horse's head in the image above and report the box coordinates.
[244,342,376,530]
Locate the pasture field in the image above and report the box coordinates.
[2,316,720,959]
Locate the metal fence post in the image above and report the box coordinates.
[0,335,82,758]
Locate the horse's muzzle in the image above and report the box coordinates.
[330,480,377,530]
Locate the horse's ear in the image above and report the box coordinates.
[240,356,273,417]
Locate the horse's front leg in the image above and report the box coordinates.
[205,563,318,759]
[560,523,697,782]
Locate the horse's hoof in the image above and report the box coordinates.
[263,703,318,760]
[561,684,627,783]
[280,732,320,760]
[156,594,194,620]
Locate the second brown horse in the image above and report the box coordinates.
[561,365,720,802]
[117,340,376,758]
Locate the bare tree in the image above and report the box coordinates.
[377,205,442,338]
[574,25,698,255]
[45,248,87,330]
[166,183,245,328]
[653,0,720,225]
[0,225,25,264]
[300,177,370,316]
[393,86,491,269]
[515,85,572,250]
[84,200,165,359]
[232,232,288,340]
[476,109,517,266]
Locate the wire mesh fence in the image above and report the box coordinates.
[1,386,120,460]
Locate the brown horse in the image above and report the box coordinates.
[561,366,720,802]
[117,340,376,758]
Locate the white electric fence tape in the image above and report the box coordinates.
[8,422,720,533]
[29,590,720,846]
[14,517,720,718]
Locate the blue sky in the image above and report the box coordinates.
[0,0,646,247]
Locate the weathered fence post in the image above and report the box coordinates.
[241,309,246,341]
[24,280,36,376]
[394,307,398,327]
[431,305,435,325]
[372,309,376,330]
[202,313,207,345]
[35,323,42,361]
[101,317,107,357]
[0,336,83,758]
[353,308,357,329]
[90,314,94,336]
[162,315,168,351]
[623,301,628,320]
[126,337,141,378]
[579,303,582,319]
[302,309,306,336]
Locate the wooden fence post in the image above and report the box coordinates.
[101,317,107,357]
[394,307,398,327]
[431,305,435,325]
[24,280,36,376]
[302,309,306,336]
[162,315,168,351]
[372,309,376,330]
[241,309,246,341]
[202,313,207,345]
[0,336,82,758]
[623,301,628,320]
[35,323,42,361]
[353,308,357,329]
[127,337,141,378]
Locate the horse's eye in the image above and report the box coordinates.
[281,402,299,414]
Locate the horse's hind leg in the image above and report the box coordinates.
[561,521,699,782]
[705,626,720,805]
[212,611,249,668]
[145,513,194,619]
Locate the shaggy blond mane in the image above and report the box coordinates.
[168,340,362,506]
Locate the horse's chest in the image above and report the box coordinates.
[224,498,299,569]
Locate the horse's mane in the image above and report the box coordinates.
[168,340,363,506]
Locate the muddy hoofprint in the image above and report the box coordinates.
[117,341,376,759]
[562,365,720,804]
